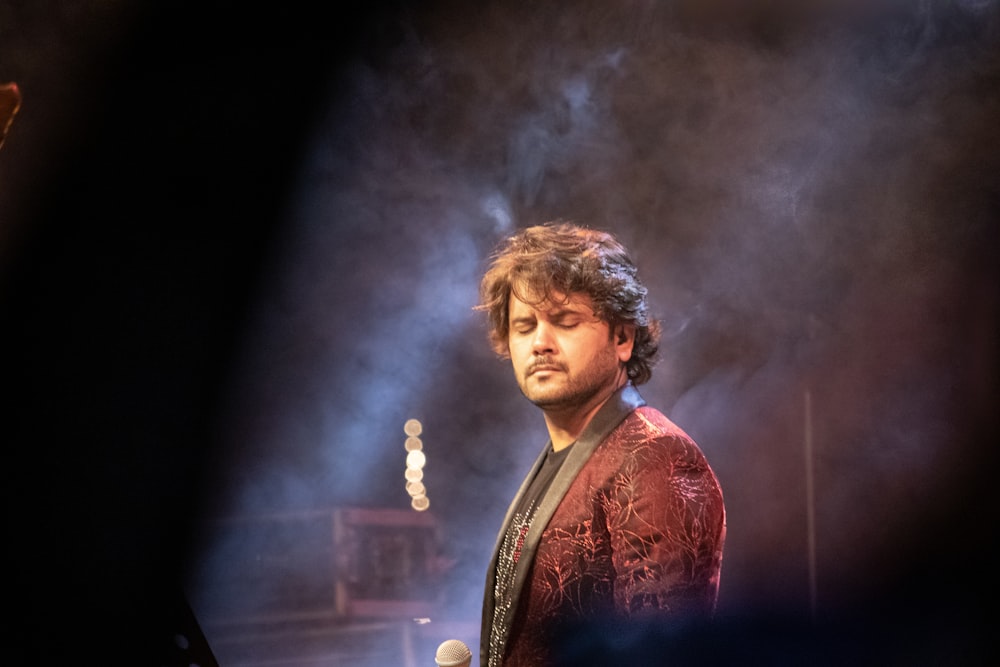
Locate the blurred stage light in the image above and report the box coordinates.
[406,449,427,470]
[404,419,430,511]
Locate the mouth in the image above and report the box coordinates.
[527,364,563,376]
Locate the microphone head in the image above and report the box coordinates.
[435,638,472,667]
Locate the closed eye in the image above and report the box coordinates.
[551,312,586,328]
[511,318,536,335]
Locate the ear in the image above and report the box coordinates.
[614,324,636,362]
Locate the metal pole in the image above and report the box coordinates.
[804,388,817,620]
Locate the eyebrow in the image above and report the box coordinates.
[510,314,536,325]
[548,307,588,322]
[511,304,591,324]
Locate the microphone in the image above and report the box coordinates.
[435,638,472,667]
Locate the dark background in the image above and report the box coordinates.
[3,1,998,664]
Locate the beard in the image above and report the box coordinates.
[516,348,623,413]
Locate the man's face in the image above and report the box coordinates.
[507,288,633,412]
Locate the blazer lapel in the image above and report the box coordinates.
[481,437,548,658]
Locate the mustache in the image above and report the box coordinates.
[526,357,566,375]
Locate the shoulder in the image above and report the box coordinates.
[632,405,690,437]
[619,406,696,447]
[603,407,714,470]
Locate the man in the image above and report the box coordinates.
[476,222,726,667]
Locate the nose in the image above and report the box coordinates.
[531,321,556,354]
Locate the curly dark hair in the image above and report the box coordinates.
[477,221,660,384]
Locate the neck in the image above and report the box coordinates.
[543,375,628,451]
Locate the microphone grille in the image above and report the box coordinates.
[435,638,472,666]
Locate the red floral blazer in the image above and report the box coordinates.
[480,384,726,667]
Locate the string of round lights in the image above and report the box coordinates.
[403,418,430,511]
